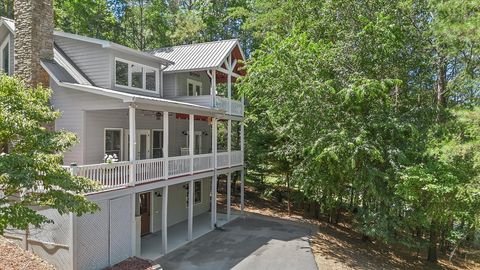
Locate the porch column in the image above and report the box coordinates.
[241,169,245,214]
[129,105,136,185]
[131,193,137,257]
[163,111,169,179]
[227,66,232,114]
[227,119,232,167]
[211,174,217,229]
[189,114,194,174]
[188,180,193,241]
[240,121,244,164]
[162,186,168,254]
[227,173,231,221]
[211,69,216,107]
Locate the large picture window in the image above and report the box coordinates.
[115,58,159,93]
[104,128,123,160]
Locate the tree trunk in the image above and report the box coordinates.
[427,221,438,263]
[436,58,447,121]
[286,172,291,216]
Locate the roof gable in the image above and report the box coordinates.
[150,39,245,73]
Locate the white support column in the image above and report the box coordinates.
[188,180,193,241]
[240,121,244,165]
[227,119,232,167]
[211,174,217,229]
[211,69,217,107]
[129,105,136,185]
[162,186,168,254]
[241,169,245,215]
[163,111,169,179]
[189,114,194,174]
[131,193,137,257]
[227,70,232,114]
[69,213,77,270]
[227,173,231,221]
[212,118,217,168]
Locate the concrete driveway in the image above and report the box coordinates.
[155,214,318,270]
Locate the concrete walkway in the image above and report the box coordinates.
[155,214,318,270]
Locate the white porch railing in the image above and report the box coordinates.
[215,96,229,112]
[216,152,229,168]
[74,161,130,189]
[168,156,191,177]
[231,100,244,116]
[135,158,165,184]
[70,152,243,189]
[193,153,214,173]
[230,151,243,166]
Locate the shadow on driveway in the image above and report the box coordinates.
[155,213,318,270]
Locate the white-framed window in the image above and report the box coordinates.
[152,129,163,158]
[187,79,202,96]
[186,180,202,206]
[115,57,159,93]
[185,131,203,155]
[0,37,10,75]
[104,128,123,161]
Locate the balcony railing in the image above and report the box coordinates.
[215,96,244,116]
[70,152,243,190]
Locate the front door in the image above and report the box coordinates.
[136,130,151,160]
[139,192,151,235]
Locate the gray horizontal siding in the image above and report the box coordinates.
[163,73,176,98]
[54,36,111,88]
[171,96,213,107]
[50,81,128,165]
[175,71,211,96]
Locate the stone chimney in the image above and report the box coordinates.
[14,0,53,86]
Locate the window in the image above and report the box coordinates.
[186,180,202,206]
[0,38,9,75]
[187,79,202,96]
[152,129,163,158]
[104,129,123,160]
[131,64,143,89]
[115,58,159,93]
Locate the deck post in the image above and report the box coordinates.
[69,212,77,270]
[131,192,137,257]
[227,172,231,221]
[211,173,217,229]
[227,119,231,167]
[212,118,217,167]
[189,114,194,174]
[240,121,244,165]
[128,105,136,185]
[188,180,193,241]
[211,69,216,107]
[241,169,245,215]
[163,111,169,179]
[227,59,232,114]
[162,186,168,254]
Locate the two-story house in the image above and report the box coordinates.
[0,5,245,269]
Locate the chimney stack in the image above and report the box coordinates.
[14,0,53,86]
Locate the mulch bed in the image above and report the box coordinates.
[105,257,158,270]
[0,236,55,270]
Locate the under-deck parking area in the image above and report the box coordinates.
[155,214,318,270]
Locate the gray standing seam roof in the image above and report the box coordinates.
[150,39,240,72]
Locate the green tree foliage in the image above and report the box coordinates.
[239,0,480,263]
[0,75,98,233]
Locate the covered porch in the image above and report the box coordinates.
[134,170,244,260]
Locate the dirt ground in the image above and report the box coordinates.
[234,184,480,270]
[0,236,55,270]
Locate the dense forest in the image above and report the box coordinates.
[1,0,479,264]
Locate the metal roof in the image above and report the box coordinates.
[40,45,93,85]
[150,39,242,72]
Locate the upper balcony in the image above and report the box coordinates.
[152,40,246,117]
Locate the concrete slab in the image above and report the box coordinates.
[155,214,318,270]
